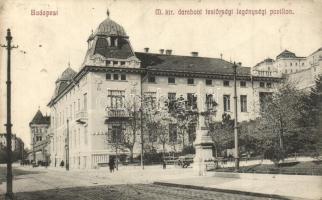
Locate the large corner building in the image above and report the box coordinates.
[47,12,282,169]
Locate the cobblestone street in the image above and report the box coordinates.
[0,166,279,200]
[6,184,279,200]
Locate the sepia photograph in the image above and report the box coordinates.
[0,0,321,199]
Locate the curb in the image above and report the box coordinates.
[153,181,303,200]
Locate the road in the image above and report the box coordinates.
[0,166,280,200]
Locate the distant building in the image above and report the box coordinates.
[47,12,282,169]
[252,48,322,90]
[29,109,51,164]
[0,133,24,152]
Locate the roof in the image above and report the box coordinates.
[276,50,305,60]
[30,110,50,125]
[57,67,77,81]
[135,52,251,75]
[94,37,134,59]
[94,17,127,37]
[254,57,275,67]
[309,47,322,56]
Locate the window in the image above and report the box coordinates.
[108,90,125,109]
[113,61,118,66]
[205,79,212,86]
[168,93,176,111]
[188,124,196,143]
[83,93,87,110]
[169,124,177,143]
[259,92,273,111]
[73,102,76,117]
[223,95,230,112]
[148,76,156,83]
[168,77,175,84]
[240,95,247,112]
[113,74,119,80]
[70,105,72,119]
[77,99,80,111]
[120,61,126,66]
[144,92,157,108]
[187,93,197,109]
[240,81,246,87]
[106,60,111,66]
[223,80,230,87]
[106,73,111,80]
[121,74,126,81]
[266,82,272,88]
[168,93,176,101]
[290,62,292,66]
[84,126,88,145]
[36,136,42,142]
[187,78,194,85]
[110,124,123,143]
[285,69,288,73]
[259,82,265,88]
[206,94,216,110]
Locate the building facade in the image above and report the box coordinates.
[29,110,51,164]
[0,133,24,152]
[252,48,322,84]
[47,12,282,169]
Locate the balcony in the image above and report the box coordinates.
[105,108,129,122]
[75,110,88,124]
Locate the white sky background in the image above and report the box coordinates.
[0,0,321,148]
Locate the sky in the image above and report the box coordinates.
[0,0,322,148]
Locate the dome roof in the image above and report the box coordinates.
[94,18,127,37]
[58,67,77,81]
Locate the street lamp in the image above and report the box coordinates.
[233,62,239,171]
[1,29,18,200]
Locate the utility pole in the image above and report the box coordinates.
[66,119,69,171]
[233,62,239,171]
[1,29,18,200]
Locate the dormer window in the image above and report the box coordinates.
[111,37,116,47]
[110,37,118,47]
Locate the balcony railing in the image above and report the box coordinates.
[105,108,129,119]
[75,110,88,124]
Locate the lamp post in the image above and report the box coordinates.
[1,29,18,200]
[233,62,239,171]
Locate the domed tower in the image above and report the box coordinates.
[82,9,140,68]
[53,66,77,98]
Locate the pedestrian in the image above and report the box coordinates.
[162,160,166,169]
[60,160,64,167]
[109,158,115,173]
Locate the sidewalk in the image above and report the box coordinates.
[154,171,322,200]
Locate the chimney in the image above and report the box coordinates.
[165,49,172,55]
[159,49,164,54]
[191,51,198,57]
[220,53,223,60]
[144,47,149,53]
